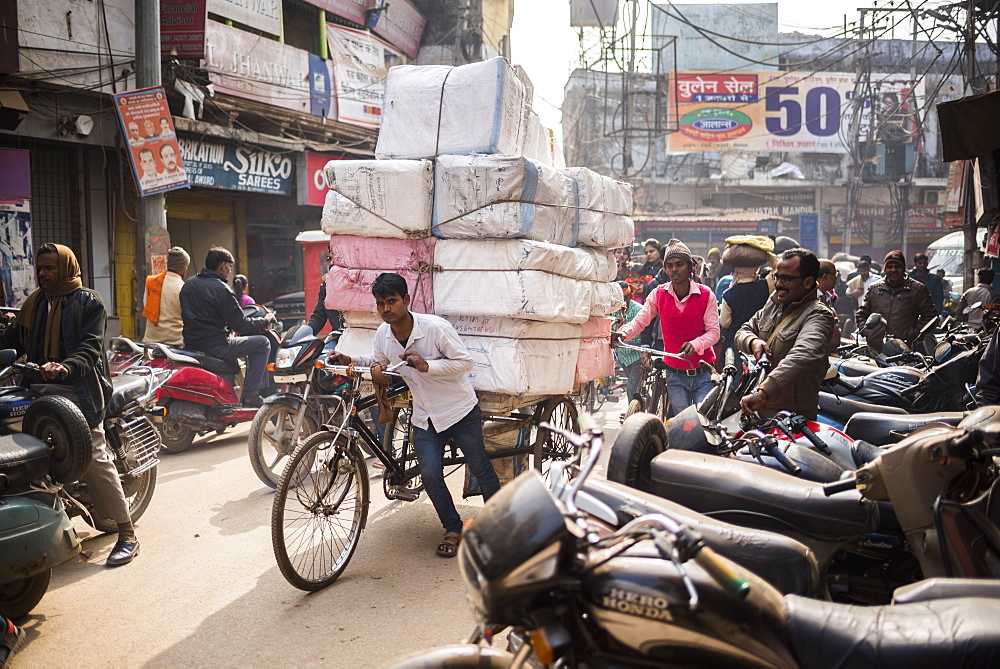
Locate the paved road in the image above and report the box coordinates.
[14,397,624,668]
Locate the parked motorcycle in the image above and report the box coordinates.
[140,304,282,453]
[0,350,165,533]
[392,415,1000,668]
[247,323,342,488]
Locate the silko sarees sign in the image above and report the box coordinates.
[669,71,922,154]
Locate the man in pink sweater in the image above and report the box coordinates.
[613,238,720,417]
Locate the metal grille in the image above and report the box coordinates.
[30,145,81,251]
[120,416,160,476]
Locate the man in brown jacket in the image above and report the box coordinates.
[855,250,936,353]
[736,248,835,420]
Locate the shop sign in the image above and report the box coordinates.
[799,213,819,252]
[207,0,281,37]
[709,190,815,217]
[297,151,349,206]
[177,136,292,195]
[304,0,369,27]
[829,205,945,231]
[0,199,34,307]
[0,149,30,199]
[204,20,315,116]
[368,0,425,59]
[113,87,190,197]
[669,71,923,154]
[326,24,404,128]
[161,0,207,58]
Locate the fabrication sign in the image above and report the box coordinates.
[113,87,190,196]
[670,71,923,154]
[177,136,292,195]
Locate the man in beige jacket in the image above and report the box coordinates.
[142,246,189,347]
[736,248,836,420]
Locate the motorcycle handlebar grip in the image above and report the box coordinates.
[822,478,857,496]
[797,423,829,453]
[694,547,750,601]
[765,441,801,475]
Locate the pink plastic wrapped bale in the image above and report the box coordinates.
[324,235,436,314]
[575,317,615,383]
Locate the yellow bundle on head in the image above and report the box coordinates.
[722,235,774,268]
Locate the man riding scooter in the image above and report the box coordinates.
[179,247,277,408]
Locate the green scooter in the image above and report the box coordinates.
[0,349,90,620]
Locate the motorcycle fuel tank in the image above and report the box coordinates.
[159,365,241,405]
[584,553,797,668]
[851,367,922,406]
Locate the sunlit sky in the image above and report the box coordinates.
[510,0,932,133]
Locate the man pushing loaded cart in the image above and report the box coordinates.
[328,272,501,558]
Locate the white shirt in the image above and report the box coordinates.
[354,312,476,432]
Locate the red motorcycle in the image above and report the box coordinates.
[139,305,281,453]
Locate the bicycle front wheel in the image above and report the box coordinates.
[271,431,369,591]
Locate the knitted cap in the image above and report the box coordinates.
[661,238,693,265]
[883,250,905,269]
[167,246,190,272]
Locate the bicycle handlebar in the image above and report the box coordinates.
[613,341,696,364]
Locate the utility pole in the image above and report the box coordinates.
[135,0,168,286]
[962,0,980,291]
[842,9,869,256]
[899,14,919,260]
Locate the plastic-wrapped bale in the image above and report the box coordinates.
[590,281,625,317]
[575,316,615,384]
[523,110,552,167]
[324,236,435,314]
[444,315,581,396]
[342,310,382,328]
[434,238,617,282]
[375,57,528,160]
[334,326,377,358]
[321,160,433,239]
[433,154,578,246]
[561,167,635,249]
[722,234,775,268]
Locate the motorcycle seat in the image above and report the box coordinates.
[785,594,1000,668]
[834,358,879,377]
[649,450,876,541]
[818,392,908,424]
[0,433,50,490]
[892,578,1000,604]
[107,374,149,418]
[845,411,966,447]
[153,345,240,376]
[583,479,823,598]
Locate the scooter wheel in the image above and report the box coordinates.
[23,396,93,484]
[0,570,51,621]
[607,412,667,492]
[158,417,195,454]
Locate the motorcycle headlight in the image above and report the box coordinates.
[274,345,304,370]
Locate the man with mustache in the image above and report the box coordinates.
[613,238,720,415]
[327,272,499,559]
[855,250,936,354]
[736,248,835,420]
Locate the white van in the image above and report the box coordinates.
[926,228,987,294]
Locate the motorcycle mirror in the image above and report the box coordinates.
[0,349,17,367]
[863,313,887,331]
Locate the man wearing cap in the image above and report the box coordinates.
[613,238,720,416]
[856,250,937,353]
[737,248,835,420]
[142,246,190,347]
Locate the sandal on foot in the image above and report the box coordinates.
[436,531,461,558]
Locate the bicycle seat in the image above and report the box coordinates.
[648,450,876,541]
[107,374,150,418]
[818,392,907,424]
[584,478,822,597]
[151,345,240,376]
[0,433,50,490]
[845,411,966,446]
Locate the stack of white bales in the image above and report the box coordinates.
[322,56,634,398]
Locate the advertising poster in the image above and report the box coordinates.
[326,24,404,129]
[161,0,207,58]
[0,199,34,307]
[113,87,190,196]
[669,71,923,154]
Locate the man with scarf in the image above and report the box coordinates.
[0,244,139,566]
[142,246,190,346]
